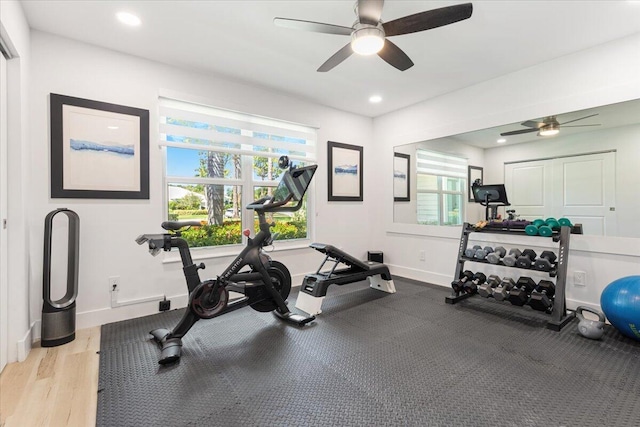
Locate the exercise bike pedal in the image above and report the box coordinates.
[273,310,315,326]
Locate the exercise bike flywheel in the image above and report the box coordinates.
[190,279,229,319]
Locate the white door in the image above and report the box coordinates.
[504,152,616,236]
[504,160,553,221]
[551,152,617,236]
[0,52,8,372]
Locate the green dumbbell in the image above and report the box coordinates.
[525,218,553,237]
[558,217,573,227]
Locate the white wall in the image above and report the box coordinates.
[372,32,640,311]
[1,0,31,364]
[27,32,375,339]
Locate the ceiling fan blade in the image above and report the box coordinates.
[383,3,473,37]
[273,18,353,36]
[377,39,414,71]
[500,128,539,136]
[521,120,544,128]
[560,124,602,128]
[357,0,384,25]
[317,43,354,72]
[558,113,599,126]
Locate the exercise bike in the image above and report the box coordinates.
[135,160,317,364]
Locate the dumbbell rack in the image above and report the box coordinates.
[445,222,575,331]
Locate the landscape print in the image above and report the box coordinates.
[329,142,362,200]
[63,105,140,192]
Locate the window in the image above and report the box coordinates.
[159,98,316,248]
[416,149,467,226]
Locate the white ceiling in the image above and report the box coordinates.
[19,1,640,117]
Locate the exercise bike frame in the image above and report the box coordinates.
[137,164,317,364]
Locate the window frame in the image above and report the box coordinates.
[159,97,316,260]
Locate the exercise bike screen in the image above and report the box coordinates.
[272,165,317,203]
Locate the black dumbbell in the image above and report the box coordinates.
[528,280,556,312]
[463,272,487,294]
[493,277,515,302]
[478,274,501,298]
[515,249,537,269]
[474,246,494,260]
[508,277,536,306]
[502,249,522,267]
[464,245,482,258]
[534,251,557,272]
[486,246,506,264]
[451,270,474,293]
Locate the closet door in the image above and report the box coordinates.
[551,152,616,236]
[504,159,552,221]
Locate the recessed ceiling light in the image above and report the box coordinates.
[116,12,141,27]
[369,95,382,103]
[497,138,506,143]
[107,126,119,130]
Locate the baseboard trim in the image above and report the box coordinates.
[386,264,450,288]
[17,325,32,362]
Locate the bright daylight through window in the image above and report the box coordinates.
[415,149,467,226]
[160,98,316,248]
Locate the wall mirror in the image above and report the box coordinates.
[393,98,640,238]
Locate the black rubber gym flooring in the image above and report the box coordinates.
[97,277,640,426]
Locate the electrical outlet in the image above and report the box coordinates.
[159,299,171,311]
[419,250,426,261]
[108,276,119,291]
[574,271,587,287]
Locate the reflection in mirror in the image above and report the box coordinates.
[393,98,640,238]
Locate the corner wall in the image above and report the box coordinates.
[1,0,31,364]
[372,32,640,311]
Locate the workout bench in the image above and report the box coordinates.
[294,243,396,315]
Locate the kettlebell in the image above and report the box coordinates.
[575,306,606,340]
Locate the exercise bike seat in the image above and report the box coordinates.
[161,220,203,231]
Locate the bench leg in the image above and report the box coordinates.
[295,292,325,316]
[368,275,396,294]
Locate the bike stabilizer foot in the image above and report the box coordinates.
[274,310,315,326]
[150,328,183,365]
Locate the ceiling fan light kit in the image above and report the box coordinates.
[501,113,601,138]
[274,1,473,72]
[351,23,385,55]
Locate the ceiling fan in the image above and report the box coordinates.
[500,114,601,137]
[273,0,473,72]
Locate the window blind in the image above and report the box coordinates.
[159,97,317,162]
[416,149,467,178]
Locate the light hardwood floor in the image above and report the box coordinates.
[0,326,100,427]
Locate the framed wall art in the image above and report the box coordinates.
[393,152,410,202]
[327,141,363,202]
[50,93,149,199]
[468,165,483,202]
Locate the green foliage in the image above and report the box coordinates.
[170,209,208,217]
[170,193,203,210]
[181,221,242,247]
[179,219,307,248]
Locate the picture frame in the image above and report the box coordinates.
[393,152,410,202]
[50,93,150,199]
[327,141,363,202]
[468,165,483,202]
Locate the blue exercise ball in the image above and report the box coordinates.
[600,275,640,342]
